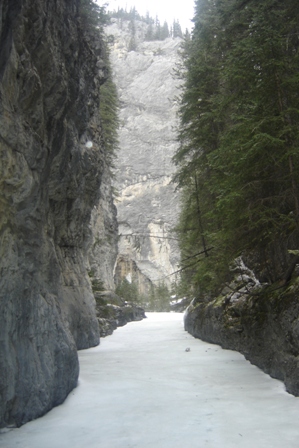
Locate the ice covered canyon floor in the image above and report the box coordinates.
[1,313,299,448]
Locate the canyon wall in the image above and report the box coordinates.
[0,0,117,427]
[106,19,181,293]
[184,260,299,396]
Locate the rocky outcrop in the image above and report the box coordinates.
[0,0,115,427]
[88,166,118,291]
[184,259,299,395]
[114,254,154,297]
[106,19,181,291]
[95,291,146,337]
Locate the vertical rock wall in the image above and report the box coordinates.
[0,0,116,427]
[106,19,181,291]
[184,281,299,396]
[88,167,118,291]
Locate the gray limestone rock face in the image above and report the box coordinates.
[0,0,116,427]
[88,166,118,291]
[106,19,181,290]
[184,260,299,396]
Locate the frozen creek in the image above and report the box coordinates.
[2,312,299,448]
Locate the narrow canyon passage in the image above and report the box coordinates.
[2,313,299,448]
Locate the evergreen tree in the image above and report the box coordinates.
[128,18,137,51]
[160,21,170,40]
[154,16,161,40]
[99,50,119,166]
[79,1,120,170]
[145,11,151,24]
[115,279,140,303]
[210,0,299,280]
[173,19,183,38]
[175,0,299,295]
[174,0,225,293]
[155,283,171,311]
[148,283,171,311]
[145,22,154,41]
[79,0,109,31]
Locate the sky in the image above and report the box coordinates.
[101,0,195,31]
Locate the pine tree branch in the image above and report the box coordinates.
[181,247,214,262]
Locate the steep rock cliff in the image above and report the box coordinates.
[184,260,299,395]
[0,0,115,427]
[106,19,181,292]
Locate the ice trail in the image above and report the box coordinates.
[1,312,299,448]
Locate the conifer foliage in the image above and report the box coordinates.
[109,7,182,42]
[99,52,119,165]
[79,0,119,167]
[175,0,299,295]
[79,0,108,30]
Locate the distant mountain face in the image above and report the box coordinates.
[106,18,182,294]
